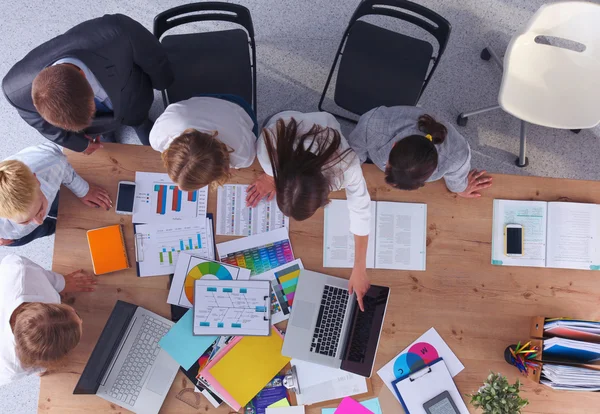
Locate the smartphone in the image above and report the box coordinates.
[505,224,524,256]
[115,181,136,215]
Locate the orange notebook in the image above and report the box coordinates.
[86,224,129,275]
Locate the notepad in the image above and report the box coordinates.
[200,328,290,411]
[193,280,271,336]
[86,224,129,275]
[323,200,427,270]
[491,199,600,269]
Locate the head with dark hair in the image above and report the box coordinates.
[264,118,351,221]
[385,114,448,190]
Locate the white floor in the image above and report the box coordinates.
[0,0,597,412]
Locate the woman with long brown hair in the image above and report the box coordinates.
[246,111,372,310]
[0,255,96,385]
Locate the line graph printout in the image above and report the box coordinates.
[193,280,271,336]
[133,172,208,224]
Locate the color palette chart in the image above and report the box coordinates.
[185,261,233,303]
[220,240,294,276]
[271,263,300,317]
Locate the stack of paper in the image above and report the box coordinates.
[545,319,600,343]
[542,364,600,390]
[544,337,600,362]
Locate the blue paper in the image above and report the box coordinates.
[321,397,382,414]
[158,310,217,370]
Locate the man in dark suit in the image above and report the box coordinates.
[2,14,173,155]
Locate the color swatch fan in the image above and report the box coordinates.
[168,253,251,308]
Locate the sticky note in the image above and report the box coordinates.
[267,398,291,408]
[321,397,382,414]
[158,310,216,370]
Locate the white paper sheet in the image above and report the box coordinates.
[546,202,600,270]
[291,359,368,405]
[491,199,548,267]
[266,406,306,414]
[377,328,464,402]
[134,221,210,277]
[323,200,376,268]
[374,201,427,270]
[216,184,288,236]
[133,172,208,224]
[252,259,304,324]
[167,253,251,308]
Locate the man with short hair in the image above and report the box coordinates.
[0,143,111,246]
[2,14,173,155]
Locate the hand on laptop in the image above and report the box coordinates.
[348,266,370,312]
[246,173,275,207]
[62,269,98,293]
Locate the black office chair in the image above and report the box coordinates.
[154,2,257,111]
[318,0,451,123]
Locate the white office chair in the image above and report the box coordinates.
[457,1,600,167]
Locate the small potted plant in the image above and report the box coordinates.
[468,372,528,414]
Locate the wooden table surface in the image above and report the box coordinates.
[41,143,600,414]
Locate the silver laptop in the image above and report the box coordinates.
[282,270,389,377]
[74,300,179,414]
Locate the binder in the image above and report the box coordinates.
[86,224,129,275]
[391,358,469,414]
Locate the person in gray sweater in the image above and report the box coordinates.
[348,106,492,198]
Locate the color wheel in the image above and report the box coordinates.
[393,342,439,378]
[184,261,233,303]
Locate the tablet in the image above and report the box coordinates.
[423,391,460,414]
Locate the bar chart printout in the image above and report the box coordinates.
[133,172,208,224]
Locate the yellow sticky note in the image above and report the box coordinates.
[210,328,291,407]
[267,398,291,408]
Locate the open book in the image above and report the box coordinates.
[323,199,427,270]
[491,199,600,270]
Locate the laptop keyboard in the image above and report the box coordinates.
[310,285,348,357]
[109,315,171,406]
[347,295,376,362]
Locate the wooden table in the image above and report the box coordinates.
[41,143,600,414]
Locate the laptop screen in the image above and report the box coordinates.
[73,300,137,394]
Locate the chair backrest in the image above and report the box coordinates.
[500,1,600,128]
[153,2,257,110]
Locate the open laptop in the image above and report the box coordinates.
[282,270,389,377]
[74,300,179,414]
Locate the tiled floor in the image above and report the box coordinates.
[0,0,597,412]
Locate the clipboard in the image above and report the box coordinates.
[391,358,469,414]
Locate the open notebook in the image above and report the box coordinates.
[491,200,600,270]
[323,200,427,270]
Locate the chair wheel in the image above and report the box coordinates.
[515,157,529,168]
[570,129,582,134]
[456,115,468,127]
[480,48,491,61]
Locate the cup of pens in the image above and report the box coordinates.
[505,342,540,376]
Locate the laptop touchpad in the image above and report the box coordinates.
[291,300,315,330]
[146,360,172,395]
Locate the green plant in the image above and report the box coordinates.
[468,372,528,414]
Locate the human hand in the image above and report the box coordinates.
[457,169,492,198]
[0,238,14,246]
[246,174,276,207]
[80,184,112,210]
[348,266,370,312]
[62,269,97,293]
[83,136,103,155]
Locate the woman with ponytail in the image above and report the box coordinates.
[348,106,492,197]
[246,111,372,310]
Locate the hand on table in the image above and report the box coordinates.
[62,269,97,293]
[246,173,276,207]
[348,266,370,312]
[80,184,112,210]
[83,136,103,155]
[457,169,492,198]
[0,238,14,246]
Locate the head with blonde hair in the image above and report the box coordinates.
[0,160,47,224]
[32,64,95,132]
[162,128,231,192]
[10,302,82,371]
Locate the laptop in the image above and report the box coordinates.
[74,300,179,414]
[282,270,389,377]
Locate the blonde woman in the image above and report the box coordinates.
[0,255,96,385]
[149,96,257,191]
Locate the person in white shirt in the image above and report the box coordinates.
[246,111,372,310]
[0,143,111,247]
[0,255,97,386]
[149,96,257,191]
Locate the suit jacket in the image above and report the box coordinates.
[2,14,174,152]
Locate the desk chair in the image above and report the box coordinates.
[318,0,451,123]
[153,2,257,110]
[457,1,600,167]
